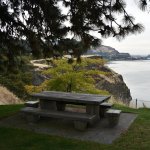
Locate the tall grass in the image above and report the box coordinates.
[0,86,22,105]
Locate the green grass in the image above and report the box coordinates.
[0,104,150,150]
[0,104,23,119]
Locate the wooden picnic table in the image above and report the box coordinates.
[32,91,111,120]
[22,91,111,130]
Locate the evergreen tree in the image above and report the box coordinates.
[138,0,150,10]
[0,0,144,72]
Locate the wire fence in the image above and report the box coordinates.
[130,99,150,109]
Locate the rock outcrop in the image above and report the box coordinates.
[95,67,132,104]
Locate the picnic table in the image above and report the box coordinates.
[22,91,111,130]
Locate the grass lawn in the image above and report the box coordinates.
[0,104,150,150]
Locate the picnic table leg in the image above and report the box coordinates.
[86,104,100,123]
[56,102,66,111]
[40,99,57,110]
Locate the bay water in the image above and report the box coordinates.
[107,60,150,108]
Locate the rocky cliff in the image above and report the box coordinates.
[95,67,132,104]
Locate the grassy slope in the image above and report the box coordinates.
[0,105,150,150]
[0,86,22,105]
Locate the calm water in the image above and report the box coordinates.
[107,60,150,107]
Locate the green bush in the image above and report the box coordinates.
[0,72,32,99]
[26,58,110,95]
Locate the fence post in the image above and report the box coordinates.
[136,99,137,109]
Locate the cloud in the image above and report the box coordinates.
[102,0,150,55]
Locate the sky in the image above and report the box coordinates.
[60,0,150,55]
[102,0,150,55]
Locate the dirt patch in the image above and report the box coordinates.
[0,86,22,105]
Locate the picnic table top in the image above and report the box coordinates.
[32,91,111,104]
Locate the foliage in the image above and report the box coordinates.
[25,85,44,94]
[0,0,144,72]
[0,54,33,99]
[84,70,111,76]
[0,49,32,73]
[0,72,32,99]
[43,58,107,73]
[138,0,150,11]
[25,58,109,95]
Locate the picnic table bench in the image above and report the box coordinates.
[99,102,114,117]
[21,91,111,130]
[21,107,96,130]
[106,109,122,127]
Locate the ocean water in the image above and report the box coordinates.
[107,60,150,108]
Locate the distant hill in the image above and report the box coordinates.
[86,45,131,60]
[86,45,119,55]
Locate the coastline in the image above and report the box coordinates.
[107,60,150,108]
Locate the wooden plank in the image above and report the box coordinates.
[32,91,110,104]
[43,91,105,97]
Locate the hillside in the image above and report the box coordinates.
[0,86,22,105]
[86,45,119,55]
[86,45,131,60]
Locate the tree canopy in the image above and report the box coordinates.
[0,0,146,71]
[138,0,150,10]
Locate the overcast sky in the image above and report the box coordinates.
[61,0,150,55]
[102,0,150,55]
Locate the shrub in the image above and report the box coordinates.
[0,72,32,99]
[26,58,109,95]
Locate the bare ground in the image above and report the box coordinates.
[0,86,22,105]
